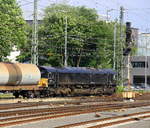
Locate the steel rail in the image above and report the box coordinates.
[57,111,150,128]
[1,101,150,117]
[0,102,150,127]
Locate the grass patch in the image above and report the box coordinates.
[116,85,125,93]
[0,93,14,99]
[133,90,150,93]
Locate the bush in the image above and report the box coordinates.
[116,85,125,93]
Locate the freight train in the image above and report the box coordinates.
[0,62,116,98]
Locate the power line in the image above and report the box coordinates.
[17,0,33,6]
[20,2,33,7]
[126,10,150,23]
[126,8,150,11]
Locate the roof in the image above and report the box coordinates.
[39,66,116,75]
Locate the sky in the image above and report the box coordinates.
[17,0,150,32]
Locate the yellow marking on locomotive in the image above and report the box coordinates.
[38,78,48,87]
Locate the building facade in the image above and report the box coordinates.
[123,33,150,86]
[124,56,150,85]
[137,33,150,56]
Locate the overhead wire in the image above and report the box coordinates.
[125,10,150,27]
[17,0,33,7]
[15,0,116,60]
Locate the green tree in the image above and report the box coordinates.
[19,4,116,68]
[38,4,115,67]
[37,4,99,66]
[0,0,27,61]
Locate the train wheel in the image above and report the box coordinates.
[34,91,40,98]
[13,91,19,98]
[20,91,34,98]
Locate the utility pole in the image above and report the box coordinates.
[64,16,68,67]
[113,19,117,71]
[127,53,131,90]
[31,0,38,65]
[119,6,124,86]
[145,34,148,89]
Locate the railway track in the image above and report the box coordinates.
[0,101,150,127]
[0,94,124,110]
[0,92,149,111]
[57,111,150,128]
[0,101,70,110]
[0,98,112,110]
[1,101,150,117]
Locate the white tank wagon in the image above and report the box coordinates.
[0,63,48,98]
[0,63,41,85]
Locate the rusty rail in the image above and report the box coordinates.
[57,111,150,128]
[0,101,150,127]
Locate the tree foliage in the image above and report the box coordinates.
[39,4,115,68]
[0,0,27,61]
[19,4,116,68]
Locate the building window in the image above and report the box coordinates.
[133,76,145,84]
[131,61,148,68]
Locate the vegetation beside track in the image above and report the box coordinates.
[0,93,14,99]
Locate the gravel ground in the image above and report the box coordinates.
[0,92,150,104]
[0,105,51,113]
[6,105,150,128]
[0,97,73,104]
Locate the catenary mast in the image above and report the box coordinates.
[31,0,38,65]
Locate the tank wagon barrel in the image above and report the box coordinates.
[0,63,41,86]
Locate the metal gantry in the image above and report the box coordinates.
[64,16,68,67]
[31,0,38,65]
[119,6,125,85]
[113,19,117,71]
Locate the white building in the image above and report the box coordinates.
[7,46,20,62]
[137,33,150,56]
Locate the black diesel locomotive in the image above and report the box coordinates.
[39,66,116,97]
